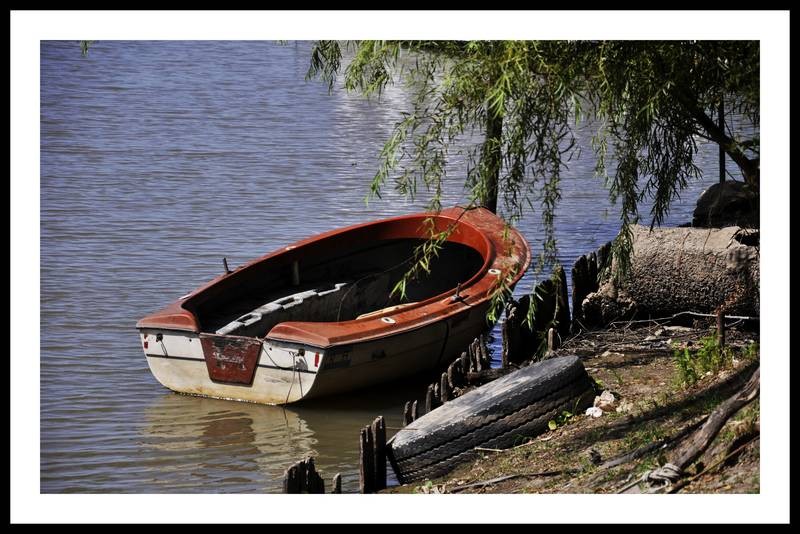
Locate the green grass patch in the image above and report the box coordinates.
[673,333,741,388]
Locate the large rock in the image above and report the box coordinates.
[581,225,759,325]
[693,180,759,228]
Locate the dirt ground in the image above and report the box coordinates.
[383,319,760,495]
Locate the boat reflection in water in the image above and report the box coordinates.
[140,374,423,493]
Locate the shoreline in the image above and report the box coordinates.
[381,320,760,494]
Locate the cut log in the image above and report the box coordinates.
[583,225,759,326]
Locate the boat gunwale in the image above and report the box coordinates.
[136,207,530,348]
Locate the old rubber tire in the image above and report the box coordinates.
[387,355,595,484]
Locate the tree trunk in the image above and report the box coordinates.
[481,111,503,214]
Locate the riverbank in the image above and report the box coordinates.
[382,320,760,494]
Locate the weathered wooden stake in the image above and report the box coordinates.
[571,254,590,330]
[425,383,435,414]
[553,265,571,338]
[371,416,387,491]
[283,464,299,494]
[459,351,469,375]
[587,252,598,289]
[478,334,491,368]
[359,427,374,494]
[283,457,325,493]
[296,458,307,492]
[411,399,419,421]
[716,310,726,348]
[440,371,450,403]
[447,360,463,389]
[331,473,341,494]
[547,327,559,353]
[402,401,412,427]
[305,456,325,494]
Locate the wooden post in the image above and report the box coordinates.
[547,327,559,353]
[283,457,325,493]
[283,464,299,494]
[402,401,412,427]
[331,473,341,494]
[459,352,469,375]
[571,254,590,331]
[501,301,515,369]
[305,456,325,494]
[372,416,387,491]
[478,334,491,368]
[553,265,571,339]
[439,372,449,403]
[425,383,435,414]
[296,457,307,493]
[587,252,598,290]
[447,360,463,389]
[532,280,556,345]
[359,426,374,494]
[411,400,419,421]
[716,310,726,348]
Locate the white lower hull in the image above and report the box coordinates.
[140,303,489,405]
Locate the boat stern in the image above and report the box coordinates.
[138,327,324,405]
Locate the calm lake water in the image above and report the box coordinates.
[40,40,739,493]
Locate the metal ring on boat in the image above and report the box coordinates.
[381,317,396,324]
[488,268,501,275]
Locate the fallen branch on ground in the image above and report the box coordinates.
[618,366,760,493]
[449,469,580,493]
[597,418,705,471]
[668,434,760,494]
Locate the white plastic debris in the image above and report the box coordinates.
[594,390,618,412]
[585,406,604,418]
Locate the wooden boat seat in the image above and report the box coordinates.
[215,282,350,337]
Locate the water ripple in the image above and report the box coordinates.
[40,40,746,493]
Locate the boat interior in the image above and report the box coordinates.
[191,238,485,338]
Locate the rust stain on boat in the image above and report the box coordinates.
[199,334,262,385]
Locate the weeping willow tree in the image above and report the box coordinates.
[308,40,759,320]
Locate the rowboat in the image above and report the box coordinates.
[136,206,530,405]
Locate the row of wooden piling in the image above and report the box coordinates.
[571,241,611,330]
[283,247,614,494]
[502,264,571,365]
[402,334,492,427]
[359,416,387,494]
[282,456,340,494]
[398,264,578,430]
